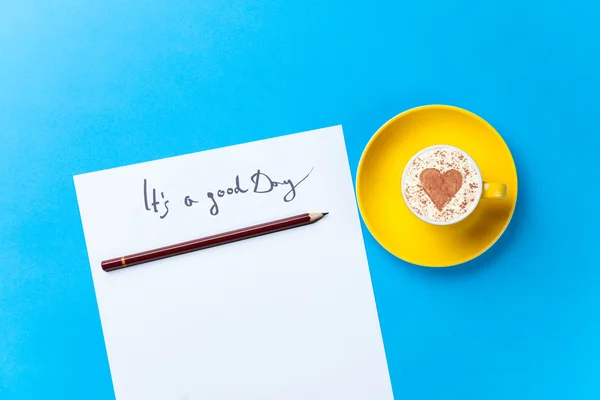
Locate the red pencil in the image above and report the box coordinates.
[101,212,328,272]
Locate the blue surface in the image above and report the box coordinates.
[1,1,599,399]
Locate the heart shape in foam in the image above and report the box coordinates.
[419,168,463,211]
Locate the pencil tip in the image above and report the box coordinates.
[322,212,329,216]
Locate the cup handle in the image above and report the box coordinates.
[482,182,507,200]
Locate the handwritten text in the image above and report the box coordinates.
[142,167,314,218]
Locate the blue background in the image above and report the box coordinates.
[1,1,598,399]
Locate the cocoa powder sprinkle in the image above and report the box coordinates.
[403,147,481,223]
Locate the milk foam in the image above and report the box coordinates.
[403,147,481,223]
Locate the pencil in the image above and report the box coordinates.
[101,212,329,272]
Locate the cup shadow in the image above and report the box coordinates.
[392,147,526,278]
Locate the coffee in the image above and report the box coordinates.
[402,146,481,224]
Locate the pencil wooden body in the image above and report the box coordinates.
[101,212,326,272]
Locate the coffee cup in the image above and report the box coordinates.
[401,144,506,225]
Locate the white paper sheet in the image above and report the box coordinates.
[74,126,393,400]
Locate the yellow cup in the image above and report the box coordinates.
[401,144,507,226]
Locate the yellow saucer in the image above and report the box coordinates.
[356,105,518,267]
